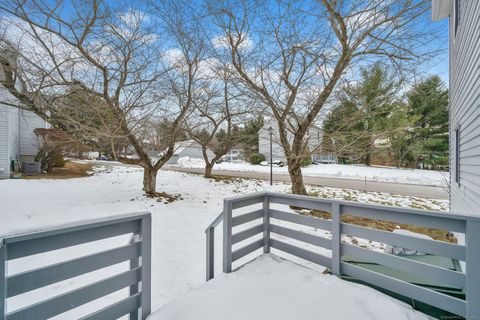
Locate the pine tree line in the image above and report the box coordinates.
[323,64,448,169]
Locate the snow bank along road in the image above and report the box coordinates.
[166,166,448,199]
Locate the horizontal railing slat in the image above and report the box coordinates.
[341,223,465,260]
[270,210,332,230]
[270,239,331,267]
[341,243,465,289]
[341,262,467,317]
[231,195,265,209]
[7,220,140,260]
[231,239,264,262]
[232,224,264,244]
[232,210,263,227]
[270,224,331,249]
[6,267,142,320]
[340,204,466,233]
[7,242,142,297]
[269,195,332,212]
[79,293,141,320]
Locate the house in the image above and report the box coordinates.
[258,119,337,164]
[432,0,480,215]
[153,140,215,165]
[0,60,48,178]
[220,147,245,162]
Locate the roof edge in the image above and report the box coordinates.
[432,0,453,21]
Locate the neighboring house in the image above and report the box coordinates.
[258,119,337,164]
[0,80,48,179]
[153,140,215,165]
[433,0,480,215]
[221,147,245,162]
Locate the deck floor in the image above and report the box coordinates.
[148,254,428,320]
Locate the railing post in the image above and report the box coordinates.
[140,216,152,320]
[223,199,233,273]
[263,194,270,253]
[206,227,215,281]
[129,233,140,320]
[466,220,480,319]
[1,240,6,319]
[331,202,341,277]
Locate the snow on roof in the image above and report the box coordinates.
[149,254,428,320]
[156,140,197,157]
[173,140,196,155]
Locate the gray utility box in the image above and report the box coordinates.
[23,162,41,174]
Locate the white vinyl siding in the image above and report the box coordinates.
[449,0,480,215]
[0,83,47,178]
[0,105,20,178]
[19,110,45,156]
[0,107,9,178]
[8,106,20,163]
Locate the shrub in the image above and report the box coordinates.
[301,156,312,167]
[52,154,67,168]
[34,129,71,172]
[250,153,266,165]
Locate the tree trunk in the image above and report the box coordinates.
[365,152,372,166]
[143,166,158,196]
[110,138,118,161]
[204,162,214,178]
[288,160,307,195]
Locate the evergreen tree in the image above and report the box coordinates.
[323,64,399,165]
[406,76,449,168]
[237,116,264,161]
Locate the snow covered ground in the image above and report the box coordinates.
[0,165,448,318]
[176,156,449,187]
[149,254,428,320]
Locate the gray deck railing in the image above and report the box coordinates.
[0,212,151,320]
[205,191,480,319]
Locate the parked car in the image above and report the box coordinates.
[97,155,111,161]
[260,160,284,167]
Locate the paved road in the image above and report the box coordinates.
[163,166,449,199]
[87,161,448,199]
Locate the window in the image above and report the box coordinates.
[454,0,461,36]
[455,127,460,184]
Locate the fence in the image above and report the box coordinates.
[0,212,151,320]
[205,191,480,319]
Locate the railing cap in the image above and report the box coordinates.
[264,192,480,223]
[1,212,151,244]
[223,191,268,202]
[205,211,224,232]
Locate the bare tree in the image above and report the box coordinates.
[186,70,248,178]
[209,0,441,194]
[0,0,194,195]
[147,0,252,179]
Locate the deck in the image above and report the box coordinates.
[1,191,480,319]
[150,254,428,320]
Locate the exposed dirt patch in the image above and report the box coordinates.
[300,209,457,243]
[23,162,93,180]
[146,191,183,204]
[210,175,249,184]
